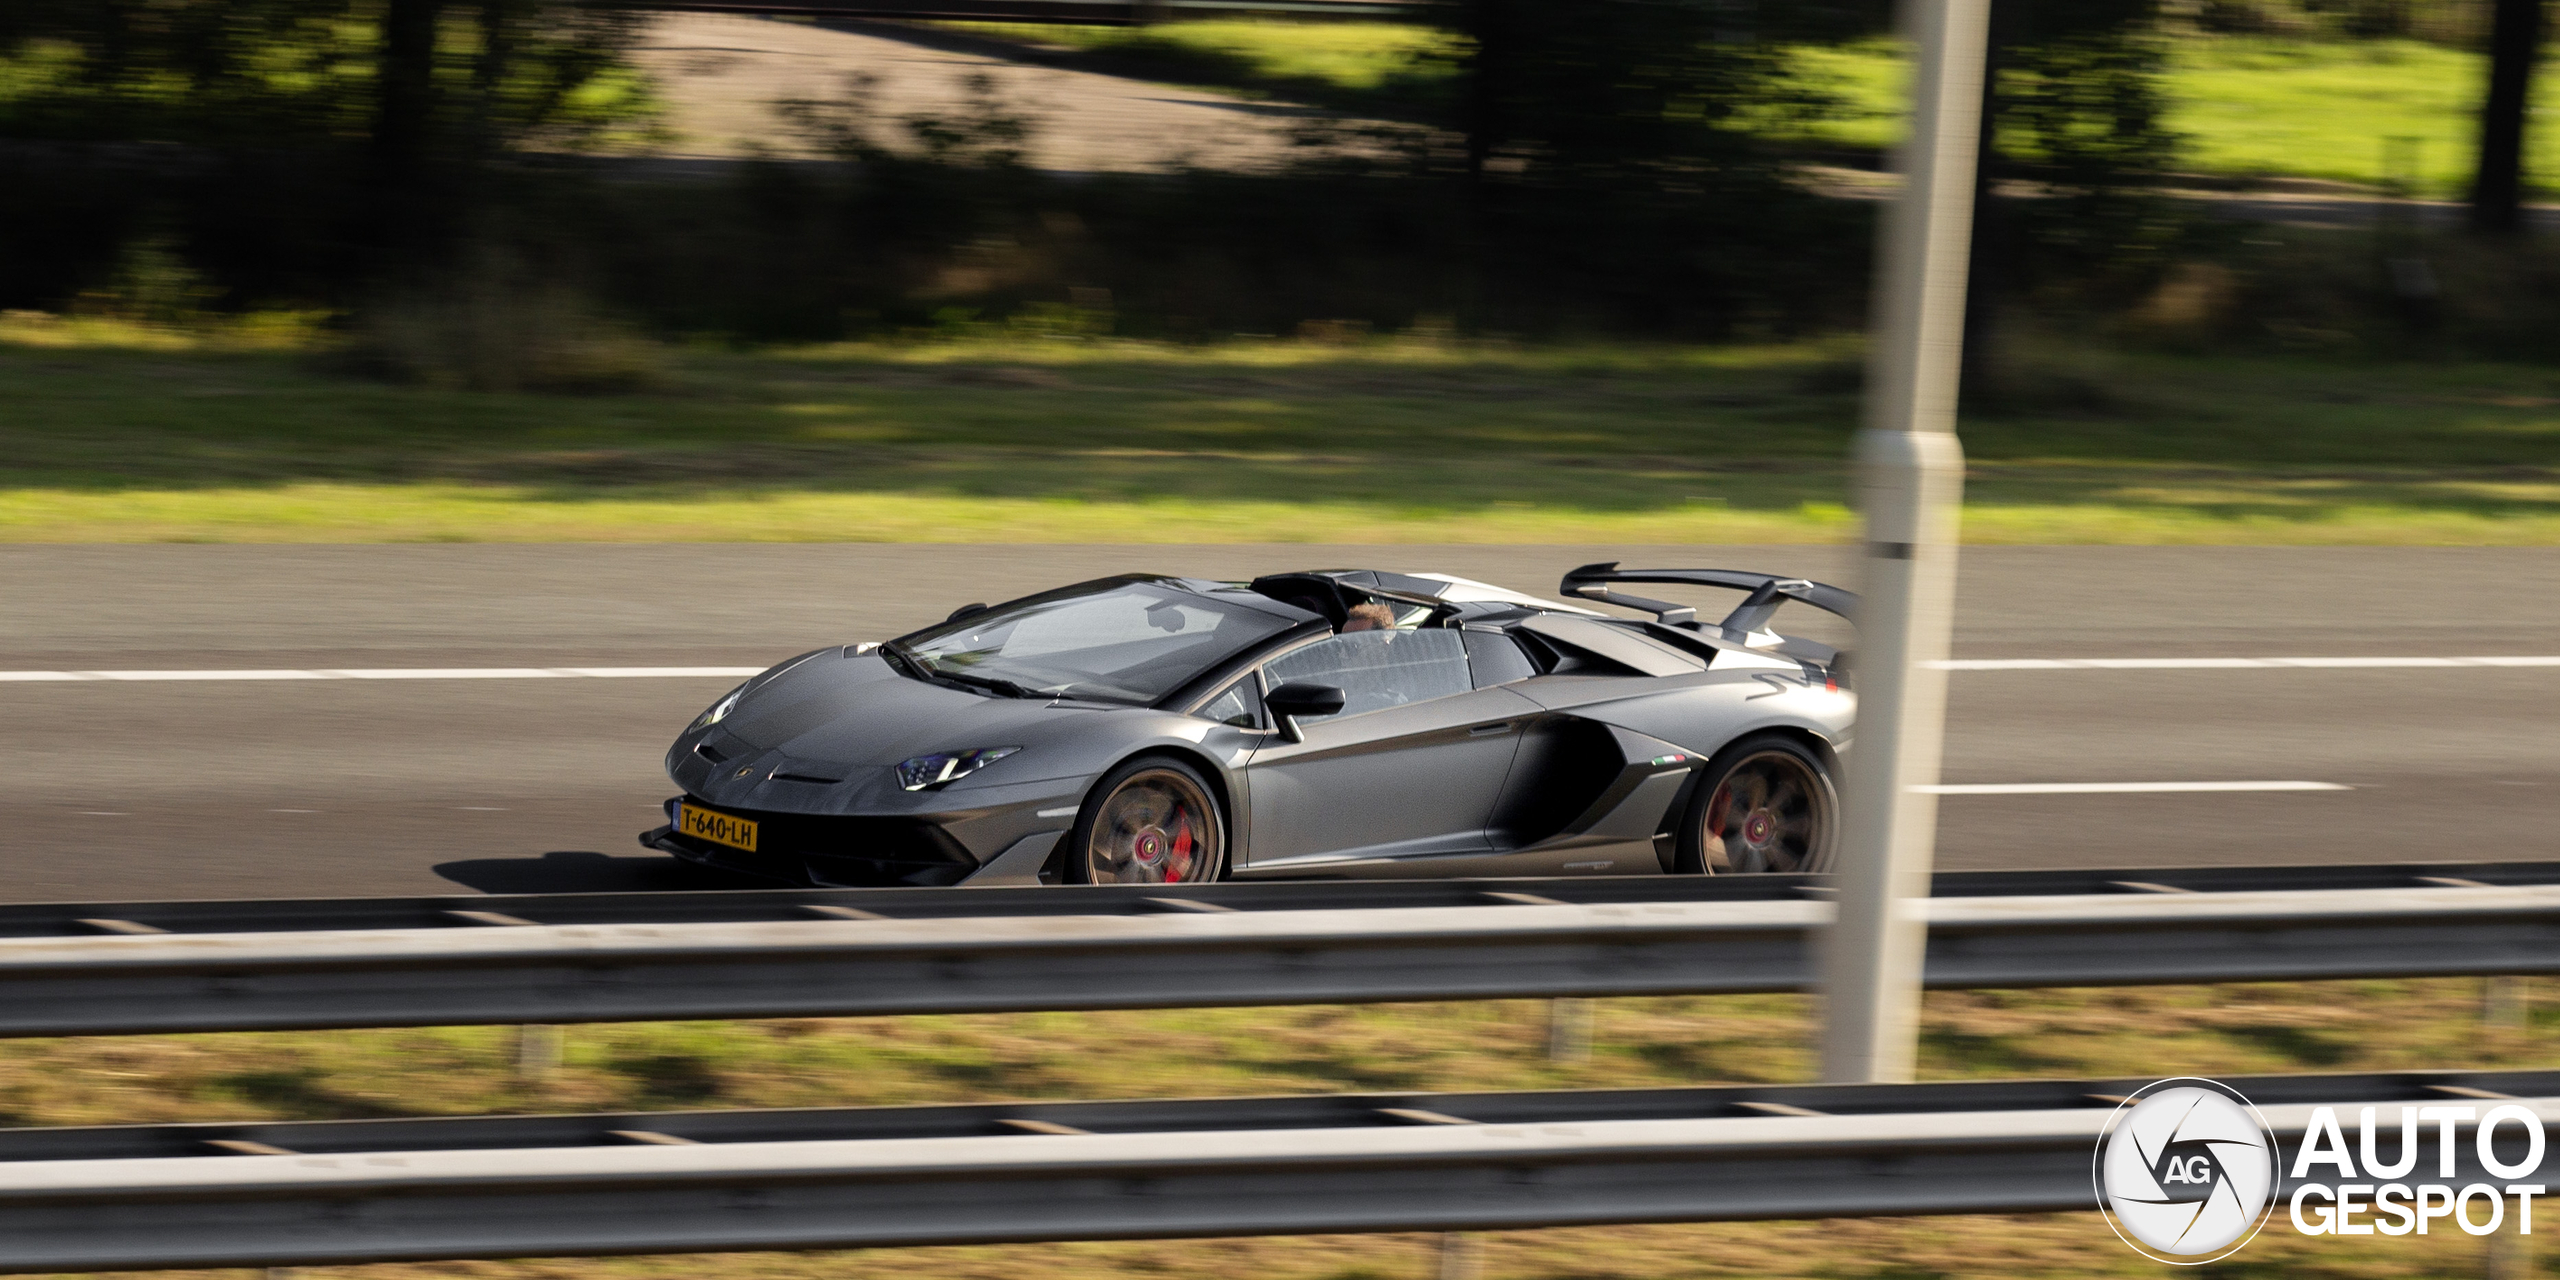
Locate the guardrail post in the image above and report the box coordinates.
[2484,975,2530,1029]
[1437,1232,1484,1280]
[516,1024,563,1082]
[2489,1199,2533,1280]
[1547,997,1595,1062]
[1820,0,1987,1085]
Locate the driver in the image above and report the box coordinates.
[1341,602,1397,633]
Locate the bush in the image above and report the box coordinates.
[339,248,662,393]
[2105,229,2560,362]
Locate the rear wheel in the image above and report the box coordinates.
[1067,757,1227,885]
[1683,734,1837,874]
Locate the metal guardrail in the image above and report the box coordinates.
[5,867,2560,1036]
[10,1068,2550,1160]
[6,871,2557,1269]
[4,1070,2553,1272]
[13,859,2556,936]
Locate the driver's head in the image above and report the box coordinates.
[1342,603,1397,633]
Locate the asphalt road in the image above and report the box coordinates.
[5,544,2556,903]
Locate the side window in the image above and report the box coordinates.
[1262,630,1472,724]
[1463,631,1538,687]
[1194,679,1263,729]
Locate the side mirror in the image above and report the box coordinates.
[1264,682,1346,740]
[946,602,990,623]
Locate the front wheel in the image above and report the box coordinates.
[1066,757,1227,885]
[1681,733,1838,874]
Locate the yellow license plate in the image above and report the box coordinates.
[677,803,758,853]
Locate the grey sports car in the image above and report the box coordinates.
[640,564,1857,887]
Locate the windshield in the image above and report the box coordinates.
[891,579,1298,705]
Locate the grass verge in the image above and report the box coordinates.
[17,978,2556,1278]
[5,316,2557,544]
[1790,36,2560,198]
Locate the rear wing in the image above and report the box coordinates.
[1559,562,1858,664]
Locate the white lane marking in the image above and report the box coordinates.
[557,667,766,678]
[84,669,337,681]
[0,666,767,683]
[323,668,566,680]
[1934,656,2560,670]
[1917,780,2351,795]
[2271,656,2470,668]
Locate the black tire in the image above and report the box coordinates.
[1678,733,1838,874]
[1065,756,1228,885]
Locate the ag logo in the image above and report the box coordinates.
[2094,1078,2279,1263]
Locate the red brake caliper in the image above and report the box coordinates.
[1168,813,1195,880]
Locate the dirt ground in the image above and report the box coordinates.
[627,13,1349,171]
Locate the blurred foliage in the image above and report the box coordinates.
[1992,30,2188,292]
[0,0,659,327]
[0,0,2543,366]
[1443,0,1852,185]
[0,0,656,150]
[861,5,1895,340]
[582,57,1878,342]
[1792,36,2560,199]
[2001,34,2182,184]
[932,19,1465,118]
[2191,0,2504,44]
[1959,0,2196,399]
[336,243,664,392]
[0,0,1888,342]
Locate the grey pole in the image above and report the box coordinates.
[1820,0,1988,1084]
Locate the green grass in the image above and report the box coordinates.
[1789,36,2560,197]
[13,979,2557,1279]
[5,315,2558,544]
[15,983,2536,1126]
[2167,38,2560,195]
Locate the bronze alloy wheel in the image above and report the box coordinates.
[1699,739,1837,874]
[1080,764,1223,885]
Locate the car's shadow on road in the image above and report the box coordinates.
[433,850,766,895]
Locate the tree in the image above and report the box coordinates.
[370,0,444,256]
[0,0,652,156]
[1961,0,2182,392]
[2470,0,2546,234]
[1448,0,1814,192]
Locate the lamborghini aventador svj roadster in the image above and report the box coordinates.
[641,564,1857,887]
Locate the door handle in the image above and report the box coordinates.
[1469,722,1514,737]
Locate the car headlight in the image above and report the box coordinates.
[690,684,747,732]
[896,746,1021,791]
